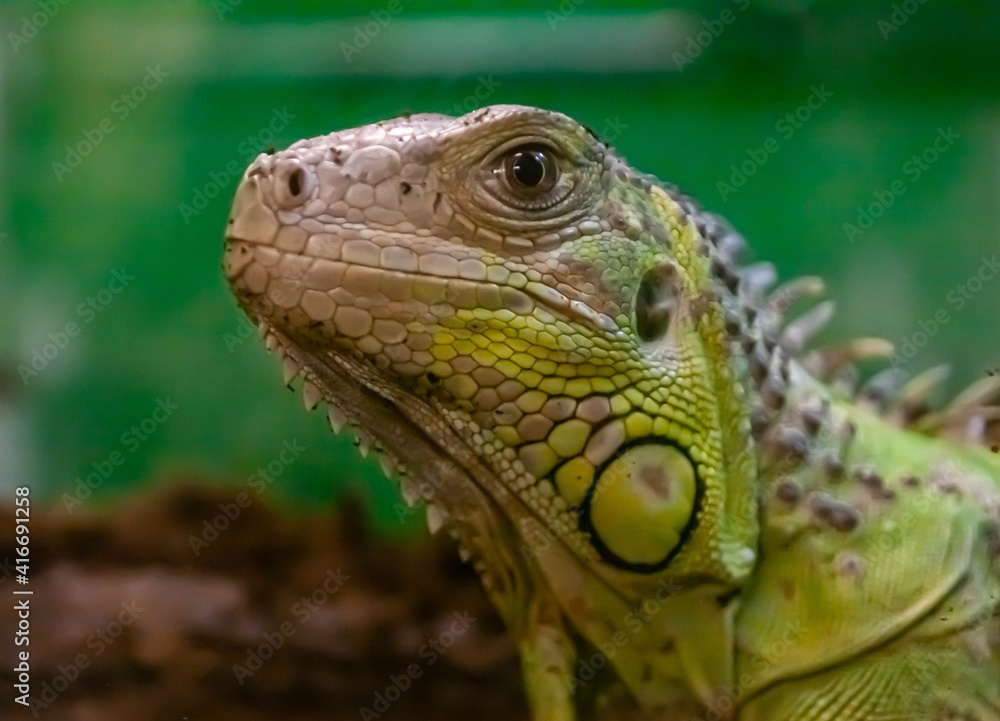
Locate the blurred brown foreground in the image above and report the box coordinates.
[0,484,526,721]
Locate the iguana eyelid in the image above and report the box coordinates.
[481,134,563,164]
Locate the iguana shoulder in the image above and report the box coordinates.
[738,368,1000,719]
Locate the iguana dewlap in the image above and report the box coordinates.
[223,105,1000,720]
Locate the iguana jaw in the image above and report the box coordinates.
[234,300,744,715]
[234,295,534,584]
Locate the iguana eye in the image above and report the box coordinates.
[582,443,698,571]
[635,265,675,341]
[502,145,557,194]
[479,139,574,214]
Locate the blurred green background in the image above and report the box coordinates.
[3,0,999,530]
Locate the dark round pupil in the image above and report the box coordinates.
[511,150,546,187]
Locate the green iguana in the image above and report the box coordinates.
[222,105,1000,720]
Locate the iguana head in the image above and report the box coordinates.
[223,105,768,710]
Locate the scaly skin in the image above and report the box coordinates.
[222,105,1000,720]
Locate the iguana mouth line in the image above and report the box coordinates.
[226,237,621,337]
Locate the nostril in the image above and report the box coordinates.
[288,168,304,197]
[273,159,313,208]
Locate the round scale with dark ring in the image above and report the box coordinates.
[579,440,701,572]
